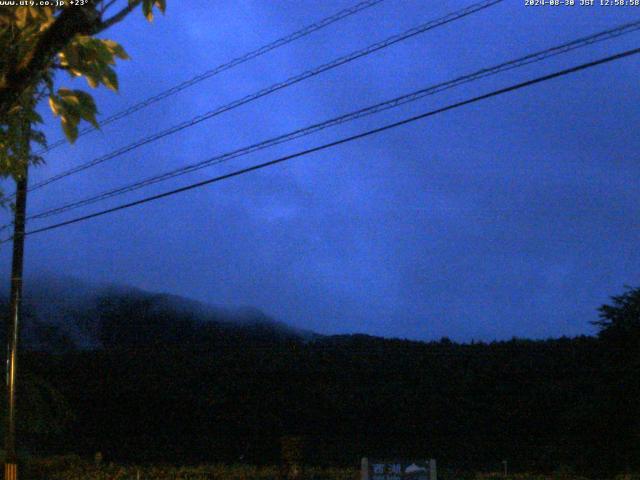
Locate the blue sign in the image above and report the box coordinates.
[366,460,432,480]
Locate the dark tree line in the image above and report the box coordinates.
[2,286,639,476]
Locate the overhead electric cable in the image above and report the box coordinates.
[35,0,387,156]
[2,46,636,244]
[16,20,640,226]
[26,0,503,192]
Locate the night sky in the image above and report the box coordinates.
[1,0,639,342]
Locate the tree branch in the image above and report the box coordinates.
[102,0,119,13]
[0,1,144,117]
[0,5,101,117]
[92,0,142,35]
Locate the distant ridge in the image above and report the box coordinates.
[0,273,318,351]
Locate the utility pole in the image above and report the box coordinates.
[4,119,30,480]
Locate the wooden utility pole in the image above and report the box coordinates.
[4,119,30,480]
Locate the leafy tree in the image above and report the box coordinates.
[0,0,166,196]
[592,286,640,470]
[593,285,640,341]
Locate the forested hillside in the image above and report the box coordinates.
[2,282,639,476]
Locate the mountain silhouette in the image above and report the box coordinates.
[0,273,316,351]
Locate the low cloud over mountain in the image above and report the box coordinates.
[0,274,316,351]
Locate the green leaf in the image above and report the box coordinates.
[30,154,45,166]
[142,0,154,21]
[15,7,27,28]
[73,90,95,109]
[7,104,22,116]
[49,88,98,141]
[101,67,118,92]
[27,7,39,20]
[74,90,99,128]
[42,71,54,94]
[48,96,60,116]
[60,46,79,69]
[141,0,166,21]
[58,88,80,106]
[60,117,78,143]
[93,40,114,65]
[84,73,99,88]
[0,9,13,25]
[25,109,42,124]
[30,130,47,148]
[103,40,129,60]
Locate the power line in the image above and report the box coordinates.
[3,46,637,244]
[34,0,387,156]
[25,0,503,193]
[16,20,640,226]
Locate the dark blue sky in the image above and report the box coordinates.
[2,0,639,341]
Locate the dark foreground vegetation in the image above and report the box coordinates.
[10,456,640,480]
[7,457,640,480]
[1,283,639,477]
